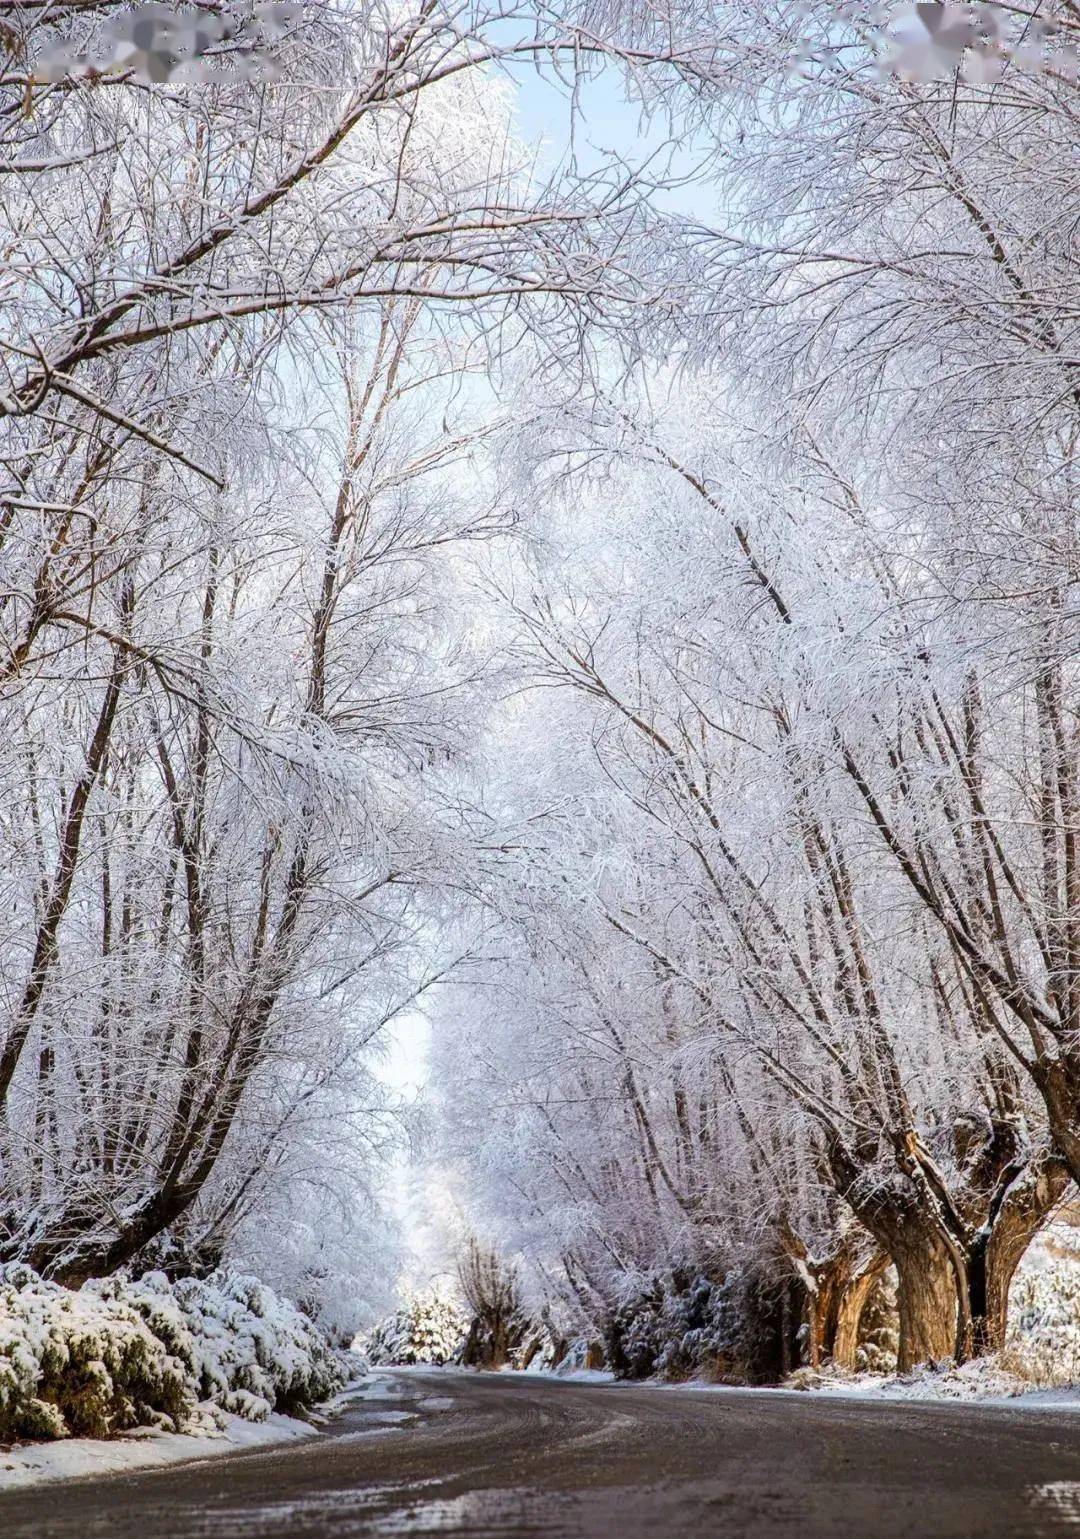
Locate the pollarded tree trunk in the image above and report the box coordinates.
[832,1258,888,1370]
[826,1143,961,1372]
[892,1227,958,1371]
[801,1250,887,1370]
[798,1260,844,1370]
[826,1131,1069,1371]
[967,1150,1071,1355]
[781,1220,886,1371]
[1031,1057,1080,1199]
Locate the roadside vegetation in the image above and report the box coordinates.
[0,1266,345,1442]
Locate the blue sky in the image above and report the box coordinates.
[503,53,720,219]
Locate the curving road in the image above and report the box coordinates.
[5,1370,1080,1537]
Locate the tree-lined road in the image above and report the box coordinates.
[4,1371,1080,1537]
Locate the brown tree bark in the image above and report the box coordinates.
[891,1227,958,1370]
[833,1260,888,1369]
[966,1151,1071,1354]
[781,1220,888,1370]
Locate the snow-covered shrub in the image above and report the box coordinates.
[0,1265,346,1442]
[604,1269,768,1382]
[0,1264,198,1441]
[123,1270,345,1419]
[361,1287,467,1366]
[1007,1239,1080,1385]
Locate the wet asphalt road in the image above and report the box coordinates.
[6,1370,1080,1537]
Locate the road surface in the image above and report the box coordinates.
[5,1369,1080,1537]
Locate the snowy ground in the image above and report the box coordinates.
[659,1358,1080,1411]
[796,1360,1080,1410]
[0,1378,377,1492]
[0,1409,314,1490]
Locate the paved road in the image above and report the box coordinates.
[5,1370,1080,1537]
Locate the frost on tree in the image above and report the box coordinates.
[360,1289,468,1368]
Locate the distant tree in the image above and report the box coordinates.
[457,1238,528,1368]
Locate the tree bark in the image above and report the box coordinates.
[833,1260,887,1369]
[967,1151,1071,1354]
[892,1228,957,1370]
[782,1219,887,1371]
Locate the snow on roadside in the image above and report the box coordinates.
[550,1368,616,1383]
[0,1377,375,1493]
[788,1356,1080,1408]
[0,1407,313,1491]
[655,1357,1080,1410]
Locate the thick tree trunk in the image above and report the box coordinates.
[968,1151,1071,1355]
[782,1220,885,1371]
[801,1255,883,1370]
[833,1261,886,1370]
[1031,1057,1080,1195]
[801,1271,835,1369]
[892,1231,957,1371]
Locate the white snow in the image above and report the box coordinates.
[0,1407,314,1491]
[524,1365,615,1383]
[0,1374,380,1493]
[1030,1482,1080,1524]
[659,1363,1080,1411]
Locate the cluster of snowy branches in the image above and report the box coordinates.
[434,1,1080,1377]
[0,0,697,1314]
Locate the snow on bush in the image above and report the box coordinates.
[122,1270,346,1420]
[856,1270,899,1375]
[361,1287,467,1366]
[0,1264,197,1442]
[0,1264,346,1442]
[604,1269,772,1382]
[1007,1228,1080,1386]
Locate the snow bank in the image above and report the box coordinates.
[0,1407,314,1491]
[0,1264,346,1444]
[784,1349,1080,1406]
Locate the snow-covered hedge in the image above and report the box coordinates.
[0,1265,346,1442]
[361,1287,467,1366]
[123,1270,346,1418]
[0,1265,197,1442]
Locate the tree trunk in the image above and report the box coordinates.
[833,1261,886,1370]
[893,1230,957,1371]
[802,1259,864,1369]
[782,1220,884,1371]
[968,1151,1071,1354]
